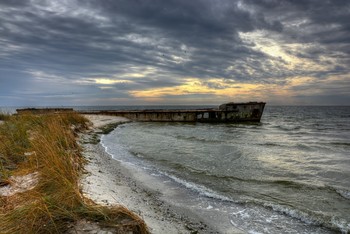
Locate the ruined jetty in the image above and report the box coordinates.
[80,102,266,122]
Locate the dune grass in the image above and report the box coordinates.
[0,112,148,233]
[0,113,10,121]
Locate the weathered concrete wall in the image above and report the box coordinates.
[195,102,265,122]
[80,102,265,122]
[87,111,198,122]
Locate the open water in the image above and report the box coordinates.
[2,105,349,232]
[101,106,350,233]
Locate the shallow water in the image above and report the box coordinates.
[102,106,350,233]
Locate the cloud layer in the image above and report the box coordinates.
[0,0,349,106]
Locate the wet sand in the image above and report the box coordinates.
[80,115,243,234]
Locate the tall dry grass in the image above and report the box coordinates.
[0,113,10,121]
[0,112,148,233]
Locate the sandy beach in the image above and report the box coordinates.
[81,115,244,234]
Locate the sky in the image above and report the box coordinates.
[0,0,349,106]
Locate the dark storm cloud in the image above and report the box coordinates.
[242,0,350,64]
[0,0,349,105]
[245,0,350,48]
[88,0,286,78]
[0,0,283,79]
[0,0,29,7]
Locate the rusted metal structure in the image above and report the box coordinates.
[80,102,266,122]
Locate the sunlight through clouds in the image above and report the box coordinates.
[94,79,133,85]
[129,78,264,98]
[239,30,328,71]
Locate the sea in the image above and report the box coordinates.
[2,105,350,233]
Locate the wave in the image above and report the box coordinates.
[176,165,321,190]
[264,202,350,233]
[258,142,281,147]
[336,189,350,200]
[172,134,224,144]
[165,166,350,232]
[164,168,350,233]
[274,125,302,131]
[327,142,350,147]
[161,171,235,202]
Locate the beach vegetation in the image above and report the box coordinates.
[86,133,101,145]
[85,122,122,145]
[0,113,10,121]
[97,122,122,135]
[0,112,148,233]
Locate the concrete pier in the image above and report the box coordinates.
[79,102,266,123]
